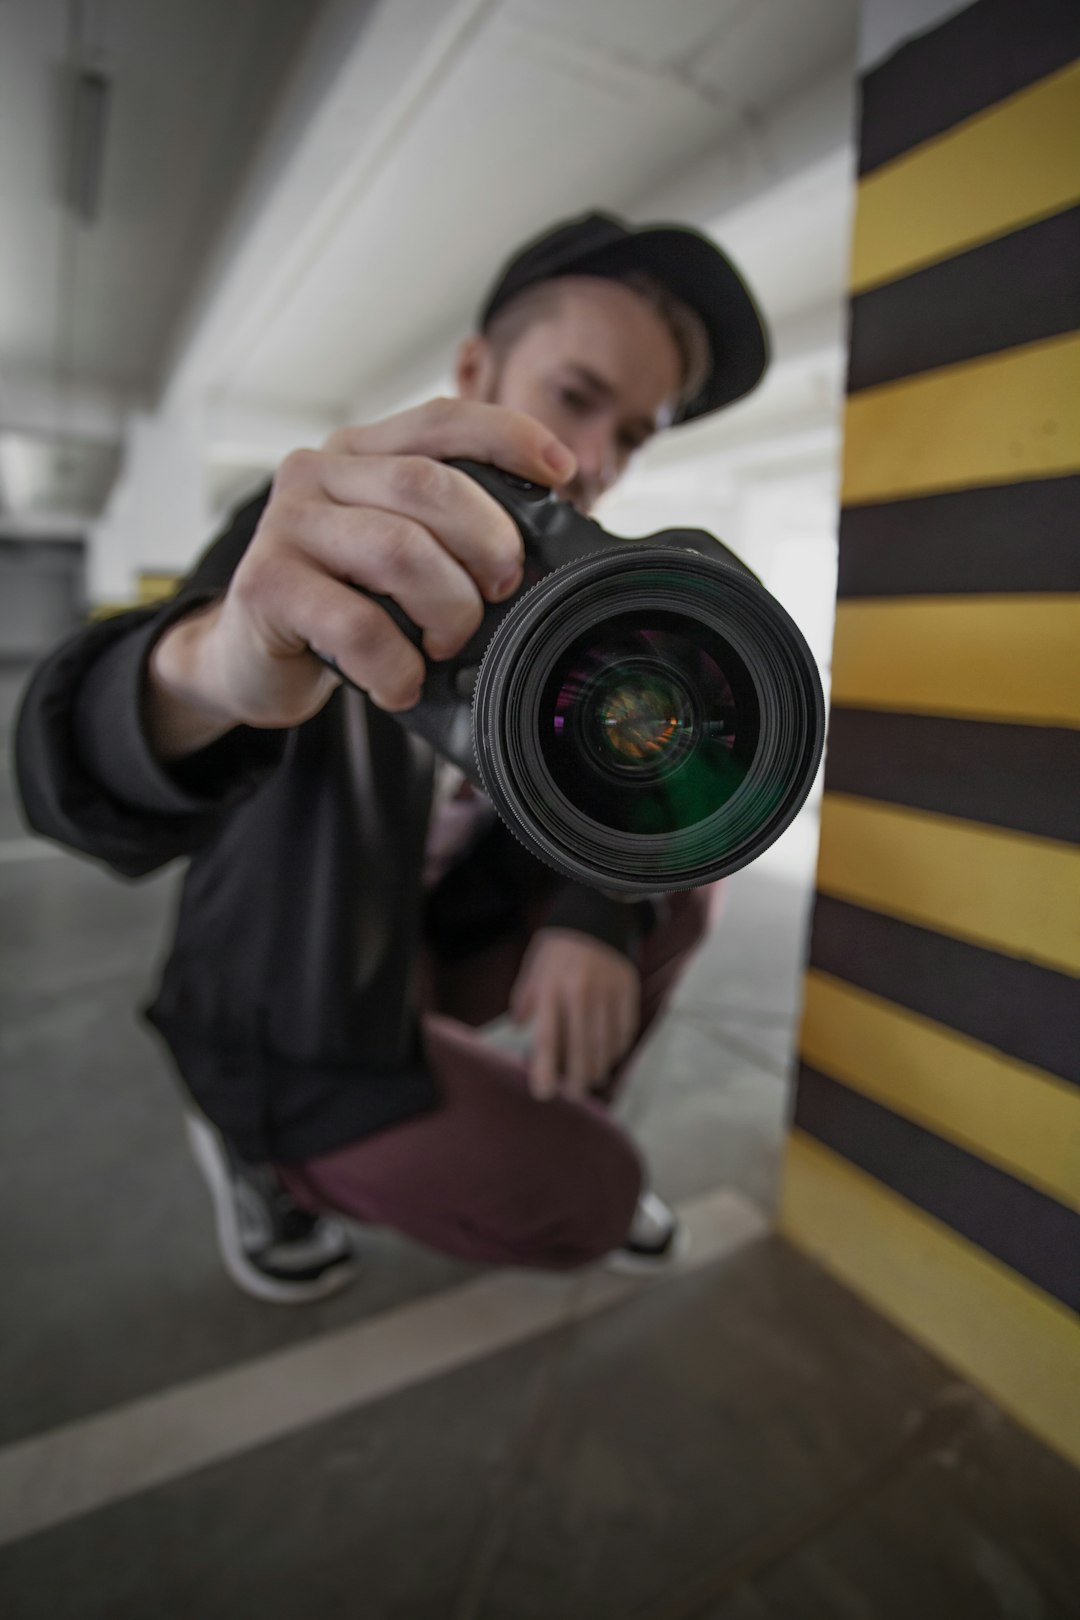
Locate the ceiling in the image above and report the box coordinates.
[0,0,326,519]
[0,0,858,538]
[205,0,857,415]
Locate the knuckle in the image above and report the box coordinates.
[388,454,445,506]
[263,494,308,539]
[348,591,392,644]
[234,546,292,608]
[368,512,424,582]
[231,554,302,636]
[276,447,319,486]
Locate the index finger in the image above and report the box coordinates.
[324,398,576,487]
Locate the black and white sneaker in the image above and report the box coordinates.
[606,1190,690,1276]
[184,1111,358,1304]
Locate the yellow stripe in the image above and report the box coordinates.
[841,332,1080,504]
[830,596,1080,728]
[852,58,1080,293]
[779,1131,1080,1470]
[816,794,1080,976]
[800,970,1080,1212]
[136,573,179,605]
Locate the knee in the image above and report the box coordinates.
[531,1117,644,1270]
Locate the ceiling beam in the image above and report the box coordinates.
[162,0,500,406]
[0,372,140,447]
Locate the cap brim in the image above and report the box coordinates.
[569,228,769,420]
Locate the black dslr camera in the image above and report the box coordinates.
[338,459,825,895]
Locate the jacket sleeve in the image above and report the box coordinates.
[543,882,657,962]
[13,485,284,879]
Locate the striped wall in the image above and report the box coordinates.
[778,0,1080,1469]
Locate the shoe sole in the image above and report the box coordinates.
[184,1112,358,1306]
[604,1221,692,1278]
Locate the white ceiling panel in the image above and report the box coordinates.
[215,9,722,409]
[0,0,859,527]
[508,0,749,67]
[211,0,859,415]
[0,0,321,394]
[690,0,861,112]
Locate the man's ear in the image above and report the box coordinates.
[455,333,497,401]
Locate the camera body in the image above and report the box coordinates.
[364,459,755,782]
[337,459,825,894]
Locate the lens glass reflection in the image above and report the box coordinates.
[540,611,759,834]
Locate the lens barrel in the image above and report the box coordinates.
[472,546,825,894]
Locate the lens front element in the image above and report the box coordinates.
[592,670,686,768]
[541,615,759,838]
[473,547,825,894]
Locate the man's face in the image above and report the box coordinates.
[458,277,683,512]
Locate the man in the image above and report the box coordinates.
[16,212,767,1303]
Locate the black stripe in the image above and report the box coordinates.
[824,710,1080,845]
[837,477,1080,597]
[859,0,1080,177]
[809,897,1080,1089]
[848,207,1080,393]
[794,1065,1080,1311]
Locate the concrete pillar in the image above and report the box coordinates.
[778,0,1080,1469]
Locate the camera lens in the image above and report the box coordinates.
[539,614,759,836]
[473,547,824,894]
[587,666,690,770]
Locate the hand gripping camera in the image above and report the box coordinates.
[338,459,825,895]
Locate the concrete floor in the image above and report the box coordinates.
[2,660,1079,1618]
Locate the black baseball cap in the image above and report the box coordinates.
[478,210,769,424]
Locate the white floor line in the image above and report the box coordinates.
[0,837,63,863]
[0,1186,766,1548]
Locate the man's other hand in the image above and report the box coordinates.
[510,928,641,1101]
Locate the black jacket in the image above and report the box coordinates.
[14,489,644,1161]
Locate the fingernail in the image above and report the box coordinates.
[424,633,455,661]
[491,567,522,601]
[543,442,576,481]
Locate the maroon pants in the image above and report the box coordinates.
[278,888,715,1271]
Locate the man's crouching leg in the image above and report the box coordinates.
[276,884,718,1272]
[279,1016,644,1271]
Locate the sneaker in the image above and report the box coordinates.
[184,1111,358,1304]
[606,1189,690,1276]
